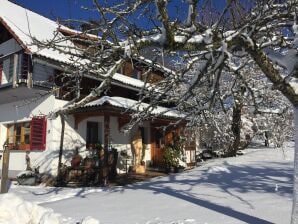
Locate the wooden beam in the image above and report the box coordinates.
[27,69,33,88]
[12,53,18,88]
[104,114,110,151]
[1,146,10,193]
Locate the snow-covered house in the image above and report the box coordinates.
[0,0,196,177]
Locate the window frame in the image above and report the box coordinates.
[6,121,31,150]
[6,116,47,151]
[86,121,103,149]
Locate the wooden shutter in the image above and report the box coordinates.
[30,116,47,150]
[0,61,2,84]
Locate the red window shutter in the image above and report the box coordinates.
[0,61,3,85]
[30,116,47,150]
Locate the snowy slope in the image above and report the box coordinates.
[8,142,294,224]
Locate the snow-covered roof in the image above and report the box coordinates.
[0,0,173,89]
[0,1,170,65]
[135,56,175,75]
[113,73,149,89]
[0,0,77,64]
[84,96,184,119]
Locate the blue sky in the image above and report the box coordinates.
[11,0,226,31]
[12,0,228,25]
[11,0,190,30]
[12,0,96,21]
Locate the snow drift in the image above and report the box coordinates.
[0,193,61,224]
[0,193,99,224]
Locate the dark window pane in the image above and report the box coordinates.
[87,122,99,145]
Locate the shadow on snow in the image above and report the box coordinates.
[109,160,292,224]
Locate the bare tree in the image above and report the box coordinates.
[198,62,293,156]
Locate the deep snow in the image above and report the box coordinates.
[5,142,294,224]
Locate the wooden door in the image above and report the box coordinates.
[150,128,165,167]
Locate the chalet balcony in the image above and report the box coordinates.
[0,52,51,104]
[0,52,32,85]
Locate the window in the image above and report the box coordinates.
[7,125,14,145]
[155,130,164,148]
[23,122,30,144]
[6,117,47,150]
[87,122,98,145]
[86,121,103,148]
[7,122,31,150]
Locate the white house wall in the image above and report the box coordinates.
[75,115,133,153]
[110,116,131,151]
[0,95,69,177]
[75,116,152,173]
[76,116,104,147]
[76,115,135,152]
[74,115,130,174]
[0,94,155,177]
[0,95,59,148]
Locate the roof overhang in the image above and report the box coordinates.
[72,96,184,121]
[0,85,50,104]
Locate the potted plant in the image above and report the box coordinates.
[163,146,179,173]
[70,147,83,167]
[163,135,186,173]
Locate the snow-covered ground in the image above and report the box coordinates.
[3,142,294,224]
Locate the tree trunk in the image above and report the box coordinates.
[229,101,242,157]
[291,106,298,224]
[56,113,65,185]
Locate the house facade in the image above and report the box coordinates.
[0,0,197,178]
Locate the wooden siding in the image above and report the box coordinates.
[33,62,54,85]
[122,61,164,84]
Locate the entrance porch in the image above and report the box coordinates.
[72,96,196,174]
